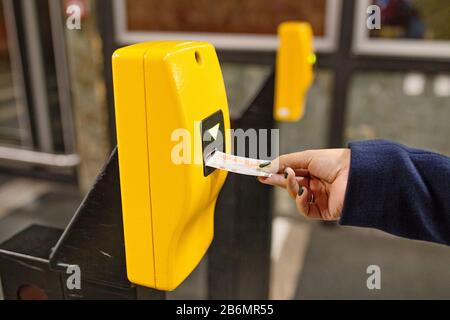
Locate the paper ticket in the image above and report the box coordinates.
[205,151,273,177]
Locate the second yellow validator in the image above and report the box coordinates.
[112,41,230,290]
[274,22,315,122]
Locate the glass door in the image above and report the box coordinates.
[0,0,78,174]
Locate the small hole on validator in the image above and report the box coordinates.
[195,51,202,65]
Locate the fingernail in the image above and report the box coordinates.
[259,161,271,168]
[298,187,304,196]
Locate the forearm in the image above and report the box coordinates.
[339,140,450,246]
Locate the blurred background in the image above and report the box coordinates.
[0,0,449,299]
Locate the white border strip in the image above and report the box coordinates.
[353,0,450,59]
[113,0,341,52]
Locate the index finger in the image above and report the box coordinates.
[263,151,314,174]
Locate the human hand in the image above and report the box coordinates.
[258,149,351,221]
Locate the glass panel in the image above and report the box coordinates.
[279,70,333,153]
[346,72,450,155]
[221,63,272,119]
[126,0,327,36]
[221,65,332,151]
[0,2,30,147]
[371,0,450,40]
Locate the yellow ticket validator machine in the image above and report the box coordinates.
[112,41,230,291]
[274,22,315,122]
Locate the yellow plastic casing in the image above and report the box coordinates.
[274,22,315,122]
[112,41,230,291]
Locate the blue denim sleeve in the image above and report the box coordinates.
[339,139,450,246]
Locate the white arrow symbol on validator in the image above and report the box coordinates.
[207,123,220,140]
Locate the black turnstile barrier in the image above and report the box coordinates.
[0,71,275,300]
[0,149,164,299]
[0,225,65,299]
